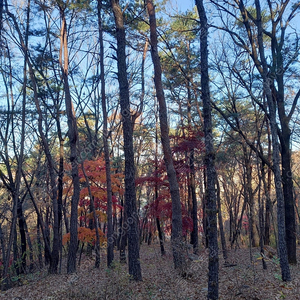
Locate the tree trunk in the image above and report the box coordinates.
[243,146,256,247]
[111,0,142,280]
[281,146,296,264]
[0,223,6,271]
[264,121,272,246]
[203,169,208,248]
[190,148,199,254]
[119,203,127,263]
[17,200,27,273]
[155,106,165,256]
[98,0,114,268]
[147,0,184,272]
[196,0,219,298]
[257,169,267,270]
[58,7,80,274]
[37,219,43,269]
[216,178,227,262]
[275,47,297,264]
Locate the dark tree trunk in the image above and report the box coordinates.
[37,219,43,269]
[281,147,296,264]
[264,123,272,246]
[275,45,297,264]
[155,108,165,256]
[203,169,208,248]
[243,146,256,247]
[98,0,114,268]
[147,0,184,272]
[13,224,19,276]
[119,207,127,264]
[111,0,142,280]
[17,200,27,273]
[44,210,51,266]
[190,149,199,254]
[258,171,267,270]
[196,0,219,298]
[216,178,227,262]
[0,223,6,270]
[156,217,165,255]
[56,117,64,271]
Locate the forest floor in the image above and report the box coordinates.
[1,241,300,300]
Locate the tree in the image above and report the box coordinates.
[254,0,291,281]
[195,0,219,298]
[55,1,81,274]
[0,0,28,285]
[111,0,142,281]
[97,0,114,268]
[147,0,185,272]
[160,11,201,253]
[210,0,300,264]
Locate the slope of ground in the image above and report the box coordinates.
[1,242,300,300]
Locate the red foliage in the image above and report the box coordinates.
[170,125,205,154]
[64,157,124,229]
[136,126,204,238]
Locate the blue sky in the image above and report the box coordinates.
[170,0,195,12]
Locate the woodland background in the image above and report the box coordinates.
[0,0,300,299]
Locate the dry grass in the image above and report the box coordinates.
[1,242,300,300]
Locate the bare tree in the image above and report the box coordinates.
[210,0,300,264]
[254,0,291,281]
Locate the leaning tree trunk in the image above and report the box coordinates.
[111,0,142,281]
[254,0,291,282]
[196,0,219,299]
[146,0,184,272]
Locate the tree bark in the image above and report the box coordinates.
[58,6,80,274]
[155,106,165,256]
[147,0,184,271]
[196,0,219,298]
[111,0,142,280]
[17,200,27,273]
[98,0,114,268]
[190,149,199,254]
[216,178,228,262]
